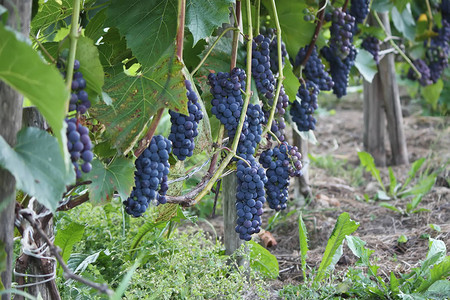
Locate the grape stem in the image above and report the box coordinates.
[373,11,422,79]
[261,0,283,138]
[176,0,186,61]
[343,0,350,11]
[190,27,240,76]
[231,0,241,70]
[267,129,282,144]
[425,0,434,46]
[65,0,81,93]
[134,108,165,157]
[31,35,56,63]
[255,0,261,36]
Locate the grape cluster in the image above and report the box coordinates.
[263,86,289,142]
[427,21,450,83]
[235,155,267,241]
[294,45,334,91]
[259,145,289,211]
[237,104,264,156]
[321,45,357,98]
[350,0,371,24]
[66,118,93,179]
[260,27,288,74]
[124,135,171,217]
[290,81,319,131]
[252,35,276,99]
[442,0,450,22]
[329,9,356,60]
[169,80,203,161]
[361,36,380,64]
[208,68,246,139]
[407,59,433,86]
[58,59,91,114]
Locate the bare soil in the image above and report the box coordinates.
[194,96,450,294]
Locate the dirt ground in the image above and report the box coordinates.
[194,94,450,293]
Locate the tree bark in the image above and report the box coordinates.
[377,12,409,165]
[363,75,386,167]
[292,131,312,203]
[0,1,32,298]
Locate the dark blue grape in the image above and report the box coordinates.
[290,81,319,131]
[124,135,172,217]
[329,9,356,60]
[361,35,380,64]
[169,80,203,161]
[350,0,370,24]
[294,45,334,91]
[66,118,93,179]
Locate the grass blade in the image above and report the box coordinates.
[298,213,309,281]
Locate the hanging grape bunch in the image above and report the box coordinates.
[295,45,334,91]
[290,81,319,131]
[124,135,172,217]
[169,80,203,161]
[66,118,93,179]
[361,36,380,64]
[252,34,276,100]
[57,59,91,114]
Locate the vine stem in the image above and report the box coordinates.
[65,0,81,92]
[176,0,186,61]
[373,12,422,78]
[190,27,239,76]
[230,1,241,70]
[342,0,350,11]
[134,108,165,157]
[191,0,253,205]
[261,0,283,138]
[425,0,434,45]
[255,0,261,36]
[32,35,56,63]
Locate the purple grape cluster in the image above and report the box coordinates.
[361,35,380,64]
[252,35,276,99]
[321,45,357,98]
[208,68,246,139]
[350,0,371,24]
[169,80,203,161]
[294,45,334,91]
[235,155,267,241]
[290,81,319,131]
[427,21,450,83]
[442,0,450,22]
[260,27,288,74]
[124,135,171,217]
[263,86,289,142]
[58,59,91,114]
[329,9,356,60]
[259,145,290,211]
[66,118,93,179]
[237,104,264,156]
[407,59,433,86]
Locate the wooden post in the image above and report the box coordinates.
[222,174,246,265]
[377,12,409,165]
[292,131,312,203]
[0,1,32,299]
[363,75,386,167]
[14,108,59,300]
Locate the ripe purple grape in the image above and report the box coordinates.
[124,135,172,217]
[295,45,334,91]
[66,118,93,179]
[169,80,203,161]
[361,35,380,64]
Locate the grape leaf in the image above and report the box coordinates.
[75,36,104,100]
[90,46,188,154]
[0,128,75,212]
[186,0,234,45]
[31,0,72,35]
[248,240,279,279]
[354,49,378,82]
[85,8,107,42]
[0,24,71,173]
[54,222,85,265]
[391,4,415,41]
[106,0,178,70]
[87,157,135,205]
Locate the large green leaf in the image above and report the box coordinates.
[75,36,104,100]
[314,212,359,283]
[87,157,135,205]
[106,0,178,70]
[423,80,444,110]
[54,222,85,265]
[85,8,107,42]
[355,49,378,83]
[358,151,385,191]
[391,4,415,41]
[0,24,71,172]
[186,0,234,45]
[0,128,74,212]
[90,46,188,154]
[283,61,298,103]
[263,0,324,60]
[30,0,72,35]
[248,240,279,279]
[415,256,450,293]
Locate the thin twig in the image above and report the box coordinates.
[134,107,165,157]
[211,179,221,218]
[20,212,114,296]
[57,193,90,211]
[230,1,241,70]
[176,0,186,61]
